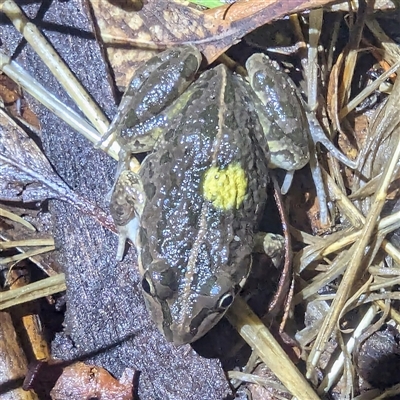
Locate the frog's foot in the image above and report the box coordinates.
[110,170,144,260]
[254,232,285,269]
[105,149,136,205]
[307,113,356,169]
[115,218,140,261]
[306,114,357,226]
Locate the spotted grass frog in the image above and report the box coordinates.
[108,46,309,345]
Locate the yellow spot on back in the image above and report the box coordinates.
[203,163,248,210]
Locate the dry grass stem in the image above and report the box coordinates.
[0,246,55,265]
[226,296,320,400]
[0,273,66,310]
[0,0,110,135]
[0,51,120,160]
[0,239,55,249]
[307,59,400,374]
[0,207,36,231]
[227,371,289,394]
[317,304,378,395]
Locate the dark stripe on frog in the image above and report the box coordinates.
[188,307,216,339]
[143,181,156,201]
[119,115,170,154]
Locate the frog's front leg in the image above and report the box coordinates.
[98,45,203,157]
[246,53,357,224]
[254,232,285,269]
[110,170,145,261]
[245,54,310,194]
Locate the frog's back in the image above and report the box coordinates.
[139,65,269,344]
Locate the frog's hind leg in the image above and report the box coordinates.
[279,170,295,195]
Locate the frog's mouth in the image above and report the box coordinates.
[165,305,225,346]
[143,290,226,345]
[142,275,239,345]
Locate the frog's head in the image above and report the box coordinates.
[140,256,251,345]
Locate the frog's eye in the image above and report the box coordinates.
[218,292,234,309]
[141,272,155,296]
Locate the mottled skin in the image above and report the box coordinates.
[105,47,203,157]
[137,67,269,344]
[109,46,308,344]
[246,54,310,171]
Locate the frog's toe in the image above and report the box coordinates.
[280,170,295,195]
[110,169,144,260]
[94,125,116,150]
[254,232,285,268]
[307,113,356,169]
[115,218,140,261]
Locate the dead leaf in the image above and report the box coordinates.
[0,73,20,103]
[50,362,135,400]
[327,51,344,134]
[205,0,337,23]
[91,0,343,87]
[0,73,40,127]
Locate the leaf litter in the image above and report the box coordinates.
[2,0,400,398]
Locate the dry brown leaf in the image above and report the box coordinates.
[0,311,38,399]
[92,0,230,87]
[0,73,20,103]
[92,0,343,87]
[205,0,337,23]
[50,362,135,400]
[0,74,39,128]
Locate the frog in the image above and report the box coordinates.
[107,45,310,345]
